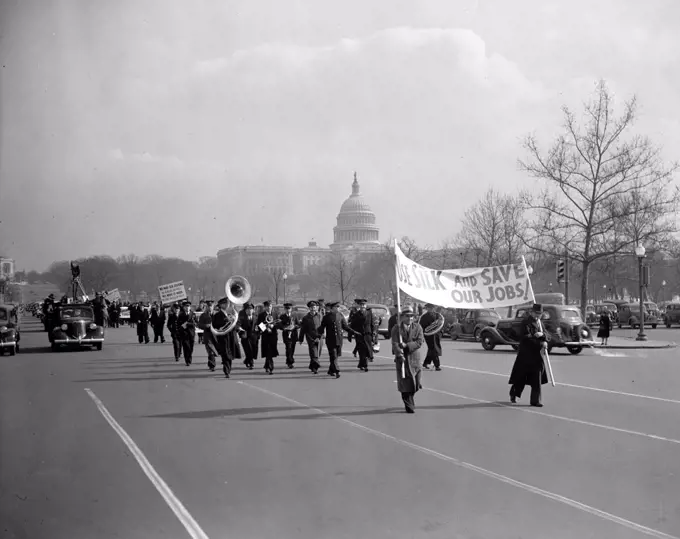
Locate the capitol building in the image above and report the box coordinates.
[217,173,382,277]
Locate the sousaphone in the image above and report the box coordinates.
[422,311,446,336]
[210,275,252,336]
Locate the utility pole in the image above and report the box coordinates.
[564,249,569,304]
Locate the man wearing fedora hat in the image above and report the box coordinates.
[392,306,425,413]
[508,303,551,407]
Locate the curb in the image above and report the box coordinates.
[590,343,677,350]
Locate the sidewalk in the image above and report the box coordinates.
[592,336,677,349]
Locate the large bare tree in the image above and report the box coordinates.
[519,80,679,312]
[456,188,526,266]
[326,253,358,303]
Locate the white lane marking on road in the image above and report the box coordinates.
[371,353,680,405]
[238,381,678,539]
[411,383,680,446]
[84,388,210,539]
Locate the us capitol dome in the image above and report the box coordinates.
[329,172,382,253]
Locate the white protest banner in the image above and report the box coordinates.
[104,288,122,302]
[394,241,533,309]
[158,281,187,305]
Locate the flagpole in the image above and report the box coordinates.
[395,240,405,378]
[522,256,555,387]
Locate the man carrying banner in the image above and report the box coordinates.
[392,306,424,413]
[508,304,551,407]
[419,303,443,371]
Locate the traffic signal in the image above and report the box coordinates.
[556,259,566,283]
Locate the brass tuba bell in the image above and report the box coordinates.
[422,311,446,336]
[210,275,252,336]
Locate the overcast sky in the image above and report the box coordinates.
[1,0,678,271]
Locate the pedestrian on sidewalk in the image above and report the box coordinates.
[597,308,612,346]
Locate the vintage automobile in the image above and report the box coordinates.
[450,309,501,341]
[49,303,105,351]
[0,304,20,355]
[616,303,658,329]
[367,304,389,339]
[663,303,680,327]
[479,304,596,355]
[585,303,617,327]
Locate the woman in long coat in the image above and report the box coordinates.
[508,304,550,407]
[391,306,424,413]
[597,308,612,346]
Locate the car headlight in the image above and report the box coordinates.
[581,328,589,337]
[89,323,97,330]
[61,324,68,330]
[0,327,6,333]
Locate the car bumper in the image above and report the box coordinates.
[0,341,17,347]
[53,337,104,344]
[562,340,598,347]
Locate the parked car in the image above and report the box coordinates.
[367,304,390,339]
[585,303,617,327]
[449,309,501,341]
[663,303,680,327]
[0,304,20,356]
[616,303,658,329]
[479,304,595,355]
[49,303,105,351]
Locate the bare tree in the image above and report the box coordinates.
[270,268,287,304]
[326,253,358,303]
[519,79,679,313]
[456,188,526,266]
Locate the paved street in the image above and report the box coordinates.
[2,316,680,539]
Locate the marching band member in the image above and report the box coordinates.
[237,302,259,370]
[419,303,442,371]
[348,298,375,372]
[278,302,299,368]
[508,304,550,407]
[392,306,424,414]
[317,299,326,357]
[196,299,206,344]
[256,300,279,374]
[167,302,183,361]
[176,300,197,366]
[212,297,242,378]
[319,301,354,378]
[298,300,323,374]
[198,299,218,371]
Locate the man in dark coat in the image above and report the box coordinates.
[198,300,218,371]
[387,305,399,339]
[419,303,442,371]
[319,301,354,378]
[212,297,242,378]
[298,300,323,374]
[392,306,424,413]
[237,302,259,370]
[167,303,182,361]
[149,302,166,343]
[176,300,197,366]
[348,298,375,372]
[508,304,550,407]
[136,303,150,344]
[277,303,299,368]
[256,300,279,374]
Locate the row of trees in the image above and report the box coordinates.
[12,80,680,314]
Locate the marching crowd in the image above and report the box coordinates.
[33,292,552,413]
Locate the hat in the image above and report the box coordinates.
[182,300,191,307]
[205,299,214,305]
[172,302,179,308]
[283,302,293,308]
[425,303,435,309]
[307,300,319,308]
[217,297,229,306]
[317,298,325,303]
[327,301,340,308]
[401,306,415,316]
[263,300,271,307]
[354,298,367,305]
[243,302,254,309]
[532,304,543,313]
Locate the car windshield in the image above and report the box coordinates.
[371,307,387,317]
[60,307,94,320]
[0,310,7,321]
[561,309,582,320]
[480,310,500,318]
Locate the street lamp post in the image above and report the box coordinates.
[661,280,667,302]
[634,245,647,341]
[283,273,288,303]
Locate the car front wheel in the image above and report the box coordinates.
[481,336,496,351]
[567,346,582,355]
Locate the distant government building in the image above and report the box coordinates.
[217,173,383,276]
